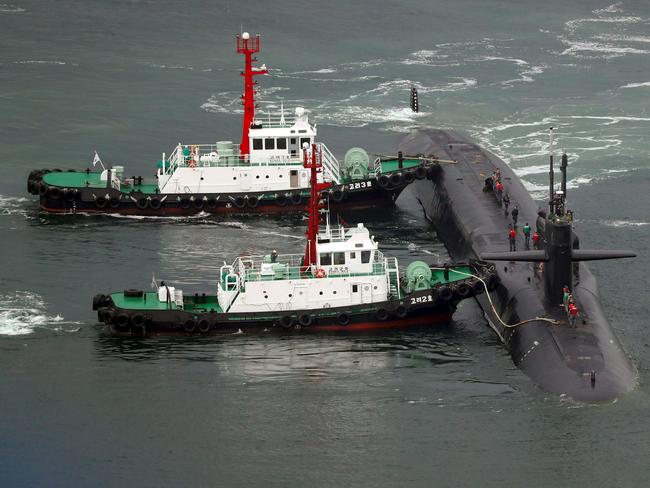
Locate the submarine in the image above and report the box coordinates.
[399,127,637,402]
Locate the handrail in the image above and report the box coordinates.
[318,143,341,184]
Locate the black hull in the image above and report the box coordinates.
[400,129,636,402]
[28,168,432,216]
[96,290,461,335]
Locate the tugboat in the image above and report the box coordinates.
[27,32,432,216]
[93,143,496,334]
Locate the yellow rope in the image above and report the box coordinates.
[430,267,559,328]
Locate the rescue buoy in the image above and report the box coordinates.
[314,268,327,278]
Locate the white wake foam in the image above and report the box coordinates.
[0,3,25,13]
[0,194,31,216]
[0,292,80,336]
[620,81,650,89]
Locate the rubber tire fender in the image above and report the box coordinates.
[414,166,427,180]
[108,197,120,208]
[115,313,130,328]
[403,171,415,184]
[389,172,402,186]
[95,196,108,209]
[298,313,313,327]
[377,174,391,189]
[183,319,197,333]
[38,182,49,196]
[149,197,162,210]
[197,319,211,333]
[102,310,115,324]
[454,282,471,299]
[193,198,204,210]
[439,286,453,302]
[136,198,148,210]
[276,194,288,207]
[279,315,294,329]
[131,314,146,328]
[394,305,408,318]
[92,294,104,311]
[330,189,345,202]
[376,308,389,321]
[247,195,259,208]
[64,189,78,202]
[337,312,350,326]
[206,198,218,209]
[471,280,484,295]
[234,196,246,209]
[290,193,302,205]
[180,198,191,209]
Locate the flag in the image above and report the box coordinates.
[92,151,102,167]
[151,272,158,290]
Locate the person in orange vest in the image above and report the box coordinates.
[495,180,504,205]
[508,225,517,251]
[569,303,579,328]
[532,230,541,249]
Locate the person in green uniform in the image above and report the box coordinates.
[523,222,531,248]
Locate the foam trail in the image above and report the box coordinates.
[0,291,81,336]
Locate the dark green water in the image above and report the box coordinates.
[1,1,650,486]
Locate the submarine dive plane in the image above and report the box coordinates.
[401,127,637,402]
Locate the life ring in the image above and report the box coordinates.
[298,313,313,327]
[193,198,204,210]
[131,314,146,328]
[234,196,246,208]
[247,195,259,208]
[124,289,143,298]
[389,172,403,186]
[279,315,294,329]
[179,198,191,209]
[136,198,149,212]
[337,312,350,326]
[376,308,389,321]
[197,319,211,333]
[95,196,108,209]
[206,198,218,209]
[454,283,471,299]
[276,194,288,206]
[403,171,415,184]
[149,197,162,210]
[290,193,302,205]
[314,268,327,278]
[414,166,427,180]
[394,305,408,318]
[183,319,197,333]
[439,286,453,302]
[377,174,391,188]
[38,183,49,196]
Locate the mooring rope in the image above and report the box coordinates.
[430,267,559,328]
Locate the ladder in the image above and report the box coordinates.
[318,143,341,184]
[386,258,401,299]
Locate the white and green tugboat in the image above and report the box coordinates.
[93,144,497,334]
[28,33,435,216]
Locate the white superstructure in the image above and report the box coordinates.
[156,107,342,194]
[213,221,400,313]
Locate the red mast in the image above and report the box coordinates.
[236,32,268,156]
[303,144,332,269]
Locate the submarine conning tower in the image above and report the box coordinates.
[480,127,635,305]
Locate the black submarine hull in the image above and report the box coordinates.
[400,129,636,402]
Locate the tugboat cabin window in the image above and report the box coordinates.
[320,253,332,265]
[352,285,358,293]
[290,138,297,144]
[253,139,263,150]
[350,252,356,260]
[277,138,287,150]
[333,252,345,265]
[361,251,371,263]
[300,137,310,147]
[265,138,275,150]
